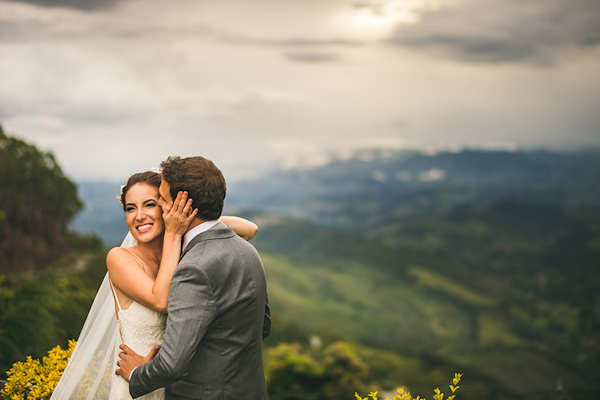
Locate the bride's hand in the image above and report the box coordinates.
[162,191,198,236]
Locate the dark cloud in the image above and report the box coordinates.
[210,32,361,49]
[0,20,41,41]
[283,51,342,63]
[386,0,600,64]
[278,39,359,47]
[275,39,357,64]
[1,0,119,11]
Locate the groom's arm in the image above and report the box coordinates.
[263,294,271,340]
[129,258,216,398]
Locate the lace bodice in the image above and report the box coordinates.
[109,290,167,400]
[117,301,167,356]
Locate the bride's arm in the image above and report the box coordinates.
[108,192,196,313]
[148,192,197,311]
[221,216,258,240]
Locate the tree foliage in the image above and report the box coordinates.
[0,127,106,376]
[266,341,370,400]
[0,267,101,376]
[0,125,82,273]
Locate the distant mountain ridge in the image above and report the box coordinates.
[73,181,128,247]
[74,148,600,245]
[227,148,600,233]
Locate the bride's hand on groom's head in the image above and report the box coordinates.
[163,191,198,236]
[115,344,161,382]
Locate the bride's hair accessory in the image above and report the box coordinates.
[116,185,126,206]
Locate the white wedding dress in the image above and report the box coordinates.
[109,282,167,399]
[108,250,167,400]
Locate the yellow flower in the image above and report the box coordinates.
[452,373,462,386]
[350,372,463,400]
[0,341,76,400]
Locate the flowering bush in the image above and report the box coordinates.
[1,339,461,400]
[355,373,463,400]
[1,340,76,400]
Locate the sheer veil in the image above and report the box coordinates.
[50,233,137,400]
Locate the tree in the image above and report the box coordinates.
[0,126,82,273]
[265,341,370,400]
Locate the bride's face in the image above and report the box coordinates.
[124,183,165,243]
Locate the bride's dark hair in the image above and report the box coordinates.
[120,171,161,211]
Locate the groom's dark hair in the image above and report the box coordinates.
[160,156,226,221]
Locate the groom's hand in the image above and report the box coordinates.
[115,344,161,382]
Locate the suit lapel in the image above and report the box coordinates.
[179,221,233,261]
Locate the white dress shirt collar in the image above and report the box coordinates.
[182,219,220,251]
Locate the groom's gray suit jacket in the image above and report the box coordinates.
[129,221,271,399]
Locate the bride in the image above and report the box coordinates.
[50,170,258,399]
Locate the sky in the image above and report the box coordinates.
[1,0,599,182]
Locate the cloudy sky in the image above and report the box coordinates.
[1,0,599,182]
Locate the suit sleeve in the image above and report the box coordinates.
[129,259,216,398]
[262,294,271,340]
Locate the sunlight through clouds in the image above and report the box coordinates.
[334,0,454,38]
[0,0,598,181]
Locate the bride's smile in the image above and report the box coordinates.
[136,223,153,233]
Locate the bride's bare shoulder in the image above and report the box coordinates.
[107,246,128,257]
[106,247,136,269]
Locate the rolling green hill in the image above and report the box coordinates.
[252,210,600,399]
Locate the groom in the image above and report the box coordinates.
[116,156,271,399]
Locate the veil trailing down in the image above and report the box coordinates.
[50,233,137,400]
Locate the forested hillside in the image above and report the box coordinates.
[239,150,600,399]
[234,150,600,398]
[250,211,600,398]
[0,128,107,376]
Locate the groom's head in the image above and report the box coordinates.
[159,156,226,221]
